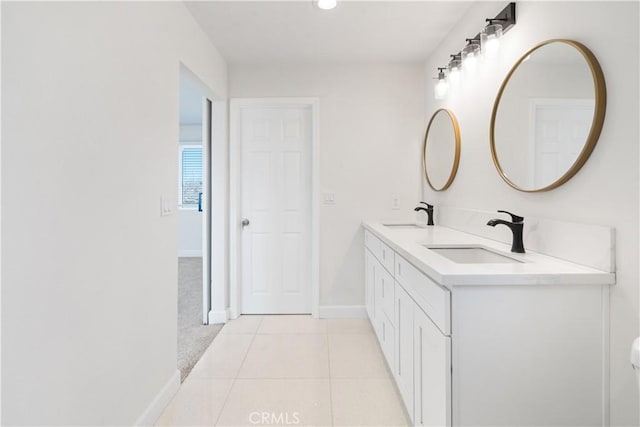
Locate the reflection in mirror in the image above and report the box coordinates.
[491,40,606,192]
[423,109,460,191]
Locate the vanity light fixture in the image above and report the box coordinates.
[434,68,448,100]
[481,23,504,58]
[480,3,516,57]
[317,0,337,10]
[462,39,481,73]
[432,2,516,99]
[448,55,462,83]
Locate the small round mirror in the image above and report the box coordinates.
[423,109,461,191]
[491,39,606,192]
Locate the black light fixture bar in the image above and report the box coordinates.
[435,2,517,79]
[485,2,517,33]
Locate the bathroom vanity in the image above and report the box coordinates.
[363,221,615,427]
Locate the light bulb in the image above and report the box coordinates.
[448,60,462,83]
[465,56,478,72]
[484,36,500,57]
[461,43,481,73]
[481,24,503,59]
[317,0,337,10]
[434,78,448,100]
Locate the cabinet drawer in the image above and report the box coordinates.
[364,230,381,257]
[379,241,395,274]
[364,230,395,274]
[395,255,451,335]
[377,265,395,322]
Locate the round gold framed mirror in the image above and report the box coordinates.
[423,108,461,191]
[490,39,606,192]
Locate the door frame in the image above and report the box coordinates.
[201,98,212,324]
[179,64,228,326]
[229,98,320,318]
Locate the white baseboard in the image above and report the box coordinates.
[208,308,229,324]
[318,305,367,319]
[178,250,202,257]
[135,369,180,426]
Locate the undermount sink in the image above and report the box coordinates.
[383,223,424,229]
[425,245,523,264]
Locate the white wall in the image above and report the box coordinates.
[230,63,425,307]
[2,2,227,425]
[178,125,203,257]
[179,124,202,143]
[422,2,639,425]
[178,208,202,257]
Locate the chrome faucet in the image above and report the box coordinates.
[486,210,525,253]
[414,202,434,226]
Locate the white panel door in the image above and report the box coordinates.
[414,306,451,427]
[530,99,595,187]
[240,106,311,314]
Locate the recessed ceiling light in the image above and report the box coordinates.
[317,0,337,10]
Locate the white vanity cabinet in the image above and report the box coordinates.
[413,305,451,427]
[366,229,449,426]
[364,248,375,320]
[363,226,613,427]
[394,283,414,419]
[364,234,395,369]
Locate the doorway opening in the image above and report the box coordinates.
[177,69,222,380]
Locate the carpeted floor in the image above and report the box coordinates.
[178,257,223,382]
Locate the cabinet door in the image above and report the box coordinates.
[414,307,451,427]
[379,312,395,370]
[364,248,376,320]
[379,266,395,321]
[372,258,385,342]
[395,283,414,421]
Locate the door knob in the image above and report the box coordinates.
[241,218,250,228]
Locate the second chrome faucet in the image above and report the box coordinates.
[487,210,525,253]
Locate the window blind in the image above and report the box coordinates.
[181,147,203,206]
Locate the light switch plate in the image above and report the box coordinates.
[322,192,336,205]
[391,194,400,210]
[160,195,172,216]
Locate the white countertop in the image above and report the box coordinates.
[363,220,615,288]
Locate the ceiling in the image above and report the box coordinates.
[184,1,475,64]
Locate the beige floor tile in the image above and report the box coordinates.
[220,315,263,335]
[238,334,329,379]
[155,378,233,426]
[327,318,374,335]
[257,315,327,334]
[189,334,254,379]
[216,379,331,427]
[331,378,411,427]
[328,334,390,378]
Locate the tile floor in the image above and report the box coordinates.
[156,315,411,427]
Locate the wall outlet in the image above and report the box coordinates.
[323,192,336,205]
[391,194,400,210]
[160,195,173,216]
